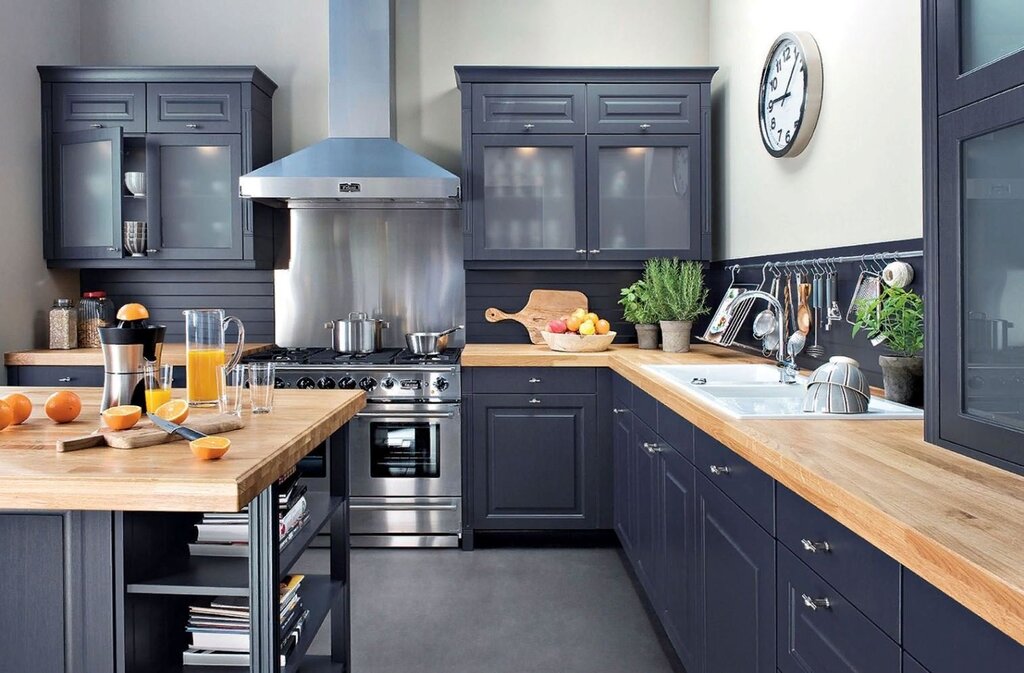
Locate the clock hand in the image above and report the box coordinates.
[779,54,800,106]
[769,91,792,105]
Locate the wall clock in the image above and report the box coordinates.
[758,31,823,158]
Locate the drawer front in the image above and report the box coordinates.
[147,83,241,133]
[631,387,658,432]
[612,373,632,411]
[471,367,597,394]
[586,84,701,134]
[472,84,586,134]
[776,485,900,640]
[694,428,774,533]
[53,83,146,133]
[10,366,104,388]
[778,546,901,673]
[657,404,693,462]
[903,570,1024,673]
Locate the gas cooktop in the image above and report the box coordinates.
[245,346,461,367]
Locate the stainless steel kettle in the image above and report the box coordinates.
[324,312,389,353]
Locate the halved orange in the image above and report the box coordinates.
[154,399,189,425]
[102,404,142,431]
[116,302,149,322]
[190,436,231,460]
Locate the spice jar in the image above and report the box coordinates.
[78,291,114,348]
[49,298,77,350]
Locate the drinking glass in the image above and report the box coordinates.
[218,365,246,417]
[183,309,245,407]
[143,363,174,412]
[249,363,276,414]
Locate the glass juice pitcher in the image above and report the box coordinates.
[183,309,245,407]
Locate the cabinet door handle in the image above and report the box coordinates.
[522,123,535,130]
[801,594,832,611]
[90,123,104,129]
[106,247,120,253]
[639,123,652,130]
[528,377,541,384]
[612,408,629,414]
[185,123,200,129]
[58,377,72,383]
[643,442,662,454]
[589,249,600,254]
[528,398,542,404]
[800,539,831,553]
[146,249,158,254]
[708,464,730,476]
[575,249,587,254]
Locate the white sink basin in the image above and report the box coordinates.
[642,364,923,420]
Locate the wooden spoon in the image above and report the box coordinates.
[797,283,812,335]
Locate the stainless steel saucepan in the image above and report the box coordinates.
[405,325,463,355]
[325,312,389,353]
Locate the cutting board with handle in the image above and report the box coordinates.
[485,290,589,345]
[56,414,245,453]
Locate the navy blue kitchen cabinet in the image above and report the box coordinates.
[696,471,776,673]
[456,67,717,266]
[38,67,279,269]
[612,397,634,552]
[629,418,661,594]
[6,365,104,388]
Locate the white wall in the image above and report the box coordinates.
[0,0,81,371]
[708,1,922,259]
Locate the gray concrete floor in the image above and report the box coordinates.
[294,546,676,673]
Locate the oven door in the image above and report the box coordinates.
[348,403,461,498]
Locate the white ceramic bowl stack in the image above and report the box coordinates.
[803,356,871,414]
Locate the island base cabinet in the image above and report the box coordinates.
[696,472,776,673]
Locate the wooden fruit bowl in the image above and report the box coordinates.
[541,331,616,353]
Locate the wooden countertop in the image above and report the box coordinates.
[462,343,1024,646]
[0,387,364,512]
[4,343,274,367]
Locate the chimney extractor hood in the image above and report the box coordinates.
[239,0,459,205]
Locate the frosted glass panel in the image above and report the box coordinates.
[61,139,115,248]
[598,146,690,250]
[961,0,1024,71]
[961,119,1024,430]
[482,146,575,250]
[160,145,233,249]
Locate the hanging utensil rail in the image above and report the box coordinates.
[724,249,923,272]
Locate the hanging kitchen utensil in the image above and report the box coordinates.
[797,282,812,335]
[752,264,779,339]
[846,257,882,325]
[806,263,826,359]
[825,259,842,329]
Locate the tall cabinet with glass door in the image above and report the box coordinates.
[925,0,1024,469]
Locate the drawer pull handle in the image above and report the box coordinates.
[90,123,104,129]
[801,538,831,554]
[528,377,541,383]
[643,442,662,454]
[575,249,587,254]
[612,408,629,414]
[528,398,541,404]
[589,249,601,254]
[523,123,535,130]
[107,247,120,253]
[146,249,158,254]
[639,123,652,130]
[801,594,832,611]
[58,377,72,383]
[709,464,730,476]
[185,123,200,129]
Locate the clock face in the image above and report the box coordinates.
[758,32,822,158]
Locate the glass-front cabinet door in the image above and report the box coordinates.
[937,0,1024,111]
[52,128,124,260]
[470,135,586,260]
[937,85,1024,466]
[146,134,242,260]
[587,135,702,261]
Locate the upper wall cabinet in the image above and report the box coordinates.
[38,67,279,270]
[455,67,717,267]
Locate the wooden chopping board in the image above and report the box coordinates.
[56,414,245,453]
[485,290,589,345]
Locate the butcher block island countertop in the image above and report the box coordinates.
[3,342,274,366]
[463,343,1024,646]
[0,387,364,512]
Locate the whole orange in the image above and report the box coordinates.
[0,400,13,431]
[2,393,32,425]
[595,319,611,335]
[45,391,82,424]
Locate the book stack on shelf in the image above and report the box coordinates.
[183,574,309,668]
[190,469,310,557]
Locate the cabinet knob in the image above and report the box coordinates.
[522,123,535,130]
[800,538,831,554]
[528,398,542,404]
[575,249,587,254]
[801,594,832,611]
[708,464,730,476]
[612,408,629,414]
[589,249,601,254]
[528,377,541,383]
[639,123,652,131]
[57,377,72,383]
[185,123,200,129]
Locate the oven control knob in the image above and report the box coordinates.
[380,377,396,390]
[359,376,378,392]
[338,376,357,390]
[274,377,288,389]
[435,376,450,392]
[296,376,316,390]
[316,376,336,389]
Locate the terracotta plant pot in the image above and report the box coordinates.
[635,324,660,350]
[879,355,924,406]
[660,320,693,353]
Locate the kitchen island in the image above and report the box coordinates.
[0,387,364,673]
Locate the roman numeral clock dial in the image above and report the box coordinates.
[758,32,823,158]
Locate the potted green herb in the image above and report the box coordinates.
[851,286,924,406]
[645,258,711,353]
[619,279,659,350]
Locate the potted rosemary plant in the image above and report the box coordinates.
[619,278,659,350]
[851,286,925,406]
[645,258,711,353]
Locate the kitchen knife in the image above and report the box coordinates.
[147,413,207,442]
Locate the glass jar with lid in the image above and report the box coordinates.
[49,298,77,350]
[78,291,114,348]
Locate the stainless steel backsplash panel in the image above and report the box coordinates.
[274,208,465,348]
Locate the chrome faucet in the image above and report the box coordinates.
[724,290,798,384]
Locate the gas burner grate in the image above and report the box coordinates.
[394,348,461,366]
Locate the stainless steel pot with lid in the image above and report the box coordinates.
[325,312,389,353]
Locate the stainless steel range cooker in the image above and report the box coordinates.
[244,347,462,548]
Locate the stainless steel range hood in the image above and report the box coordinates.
[239,0,460,205]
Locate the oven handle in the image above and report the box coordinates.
[350,503,459,511]
[356,411,455,419]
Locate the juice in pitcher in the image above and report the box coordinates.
[186,348,225,404]
[183,309,245,407]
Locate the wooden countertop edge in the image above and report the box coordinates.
[3,342,275,366]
